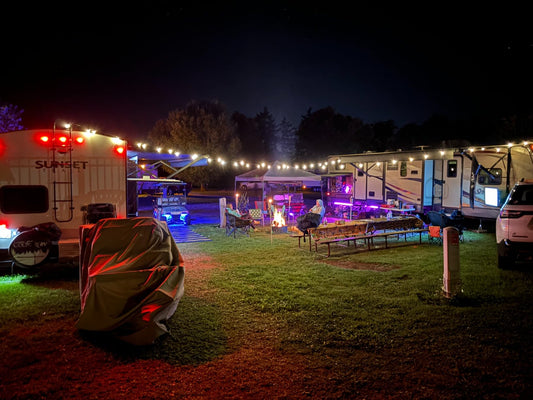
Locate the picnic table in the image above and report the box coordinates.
[306,216,427,257]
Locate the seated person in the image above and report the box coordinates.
[297,199,325,234]
[226,207,254,229]
[226,207,242,218]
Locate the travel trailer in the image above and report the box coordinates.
[0,129,204,269]
[0,128,129,268]
[324,142,533,221]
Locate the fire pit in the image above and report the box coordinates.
[271,208,287,234]
[272,226,288,234]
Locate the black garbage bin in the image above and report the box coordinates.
[86,203,116,224]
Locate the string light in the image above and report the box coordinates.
[128,140,532,172]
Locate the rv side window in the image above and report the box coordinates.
[0,185,49,214]
[447,160,457,178]
[400,162,407,177]
[387,162,398,171]
[477,168,502,185]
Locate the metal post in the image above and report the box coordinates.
[443,226,461,298]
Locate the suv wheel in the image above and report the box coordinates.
[498,254,514,269]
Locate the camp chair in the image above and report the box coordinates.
[254,200,269,223]
[248,208,264,226]
[225,210,254,238]
[427,210,464,242]
[428,225,442,245]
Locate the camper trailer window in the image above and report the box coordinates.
[0,185,49,214]
[400,162,407,177]
[478,168,502,185]
[447,160,458,178]
[387,162,398,171]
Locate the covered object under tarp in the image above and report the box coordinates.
[76,217,185,345]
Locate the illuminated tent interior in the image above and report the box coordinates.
[234,161,322,206]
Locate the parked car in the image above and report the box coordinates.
[496,179,533,268]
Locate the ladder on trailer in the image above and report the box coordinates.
[51,129,74,222]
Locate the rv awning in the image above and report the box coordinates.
[128,150,209,180]
[329,149,455,164]
[127,151,209,168]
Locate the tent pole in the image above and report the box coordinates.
[262,180,265,206]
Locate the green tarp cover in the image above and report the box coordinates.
[76,217,185,345]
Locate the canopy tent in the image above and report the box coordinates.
[234,161,322,207]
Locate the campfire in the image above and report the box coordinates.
[271,208,287,233]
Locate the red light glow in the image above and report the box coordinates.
[75,136,85,144]
[114,145,125,155]
[34,132,52,146]
[141,304,162,322]
[58,136,68,144]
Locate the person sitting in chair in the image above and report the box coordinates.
[297,199,325,234]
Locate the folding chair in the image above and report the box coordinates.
[254,201,269,223]
[428,225,442,245]
[248,208,264,226]
[428,210,464,242]
[225,211,254,238]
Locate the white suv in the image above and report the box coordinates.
[496,179,533,268]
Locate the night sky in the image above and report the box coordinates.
[2,3,531,141]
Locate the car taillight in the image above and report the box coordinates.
[500,210,523,218]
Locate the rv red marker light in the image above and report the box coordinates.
[58,136,68,144]
[75,136,85,144]
[0,224,11,239]
[40,135,50,143]
[114,145,125,155]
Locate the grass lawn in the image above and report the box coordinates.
[1,227,532,399]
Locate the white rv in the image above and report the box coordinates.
[0,129,128,267]
[325,142,533,221]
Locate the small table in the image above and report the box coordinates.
[380,206,416,215]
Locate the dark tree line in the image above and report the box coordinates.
[145,99,533,188]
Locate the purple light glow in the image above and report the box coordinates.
[334,202,353,207]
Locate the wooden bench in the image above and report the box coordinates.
[307,220,370,256]
[365,228,428,249]
[289,231,306,247]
